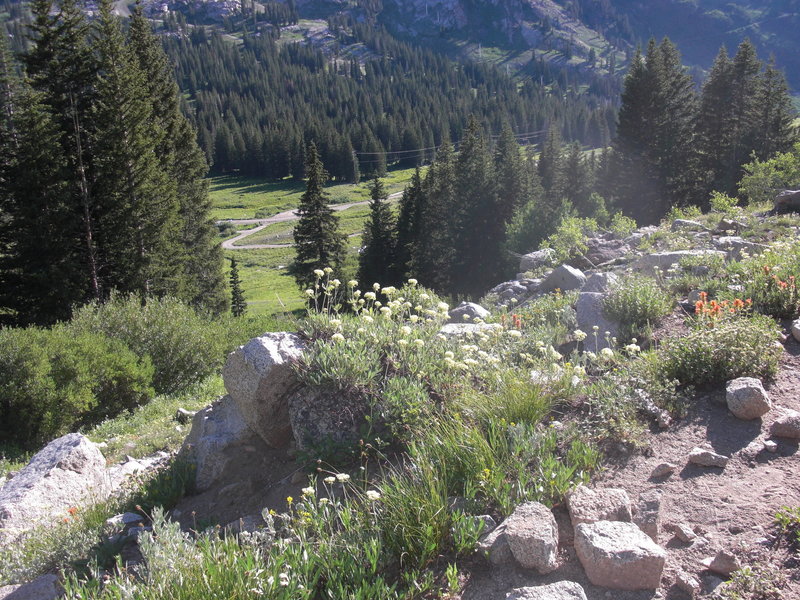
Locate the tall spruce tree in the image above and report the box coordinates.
[357,177,396,288]
[128,4,227,314]
[393,167,423,282]
[92,0,180,297]
[290,141,346,289]
[229,257,247,317]
[24,0,100,300]
[751,59,797,162]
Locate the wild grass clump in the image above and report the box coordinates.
[655,310,780,386]
[603,274,674,341]
[732,240,800,318]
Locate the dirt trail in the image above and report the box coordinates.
[219,192,402,250]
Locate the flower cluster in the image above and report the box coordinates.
[694,292,752,327]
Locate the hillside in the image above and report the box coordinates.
[3,197,800,598]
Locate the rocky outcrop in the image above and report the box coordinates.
[181,395,259,491]
[574,520,666,590]
[771,409,800,439]
[222,332,305,448]
[725,377,771,420]
[632,250,726,273]
[288,387,374,451]
[575,292,619,350]
[0,434,110,542]
[774,189,800,213]
[448,301,490,322]
[540,265,586,293]
[582,272,618,293]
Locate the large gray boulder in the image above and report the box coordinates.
[566,485,632,527]
[582,272,618,294]
[574,520,666,590]
[502,501,559,573]
[506,581,587,600]
[288,387,373,451]
[181,395,257,491]
[223,332,305,448]
[575,292,619,350]
[0,434,109,542]
[632,250,726,273]
[774,189,800,213]
[520,248,556,272]
[477,523,514,566]
[713,236,768,260]
[726,377,771,421]
[671,219,706,232]
[540,265,586,293]
[0,574,62,600]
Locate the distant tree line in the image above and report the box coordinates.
[0,0,227,327]
[163,20,617,181]
[292,38,796,299]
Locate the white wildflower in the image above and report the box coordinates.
[331,333,345,343]
[313,269,325,277]
[573,329,587,341]
[366,490,381,501]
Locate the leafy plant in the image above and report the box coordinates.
[603,275,674,341]
[542,216,598,263]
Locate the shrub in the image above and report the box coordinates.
[603,275,674,341]
[709,191,739,214]
[70,294,229,394]
[608,212,637,237]
[738,141,800,205]
[0,327,154,448]
[542,216,598,263]
[656,313,780,386]
[731,241,800,318]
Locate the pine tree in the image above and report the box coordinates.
[91,0,180,297]
[229,257,247,317]
[357,177,396,288]
[129,4,227,314]
[751,59,797,161]
[290,141,346,289]
[393,167,423,282]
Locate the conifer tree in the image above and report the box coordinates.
[393,167,423,282]
[229,257,247,317]
[493,122,529,224]
[357,177,396,288]
[752,60,797,162]
[91,0,180,297]
[128,4,227,314]
[290,142,346,289]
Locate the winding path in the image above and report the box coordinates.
[220,192,402,250]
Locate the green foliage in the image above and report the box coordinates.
[735,240,800,317]
[739,141,800,205]
[542,216,598,263]
[775,506,800,549]
[665,204,702,222]
[0,326,154,448]
[655,313,781,386]
[228,257,247,317]
[608,212,637,237]
[70,293,230,395]
[603,275,674,341]
[709,190,740,214]
[716,564,785,600]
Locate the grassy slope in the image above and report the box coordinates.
[211,168,417,316]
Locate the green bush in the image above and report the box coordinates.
[0,327,154,448]
[542,216,598,263]
[655,313,781,386]
[70,294,229,394]
[732,241,800,318]
[603,275,674,341]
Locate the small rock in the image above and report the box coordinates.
[764,440,778,453]
[477,524,513,565]
[671,219,706,232]
[726,377,771,420]
[771,409,800,439]
[703,574,726,594]
[0,574,62,600]
[472,515,497,536]
[688,447,729,468]
[520,248,556,272]
[701,549,741,577]
[676,571,701,597]
[567,485,633,527]
[506,581,587,600]
[634,490,662,541]
[503,501,559,573]
[174,408,197,424]
[792,318,800,343]
[650,462,677,479]
[668,522,697,543]
[574,520,666,590]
